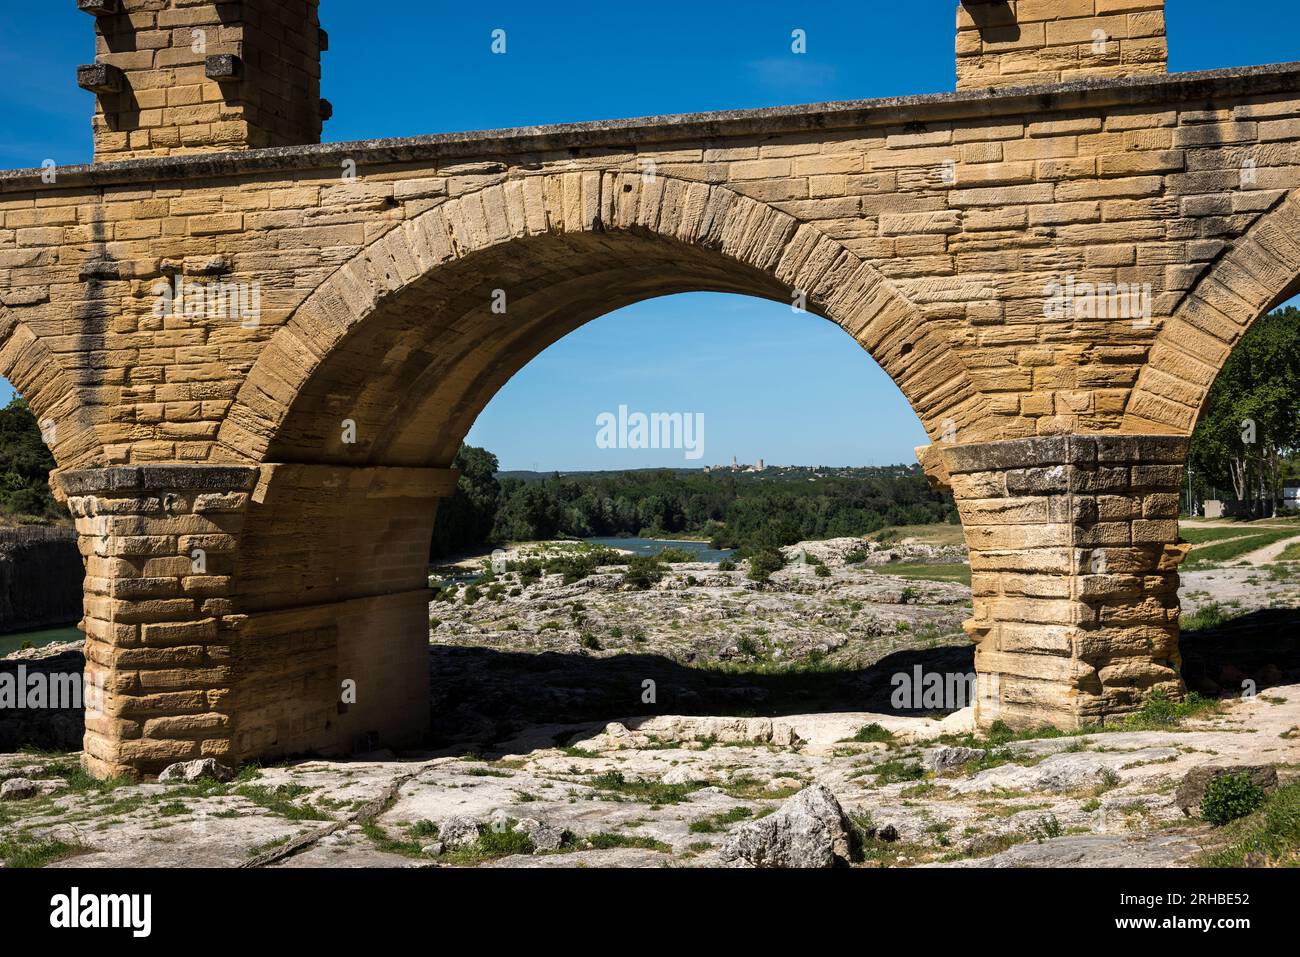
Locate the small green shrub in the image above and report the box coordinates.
[623,555,666,590]
[843,546,871,564]
[746,548,786,584]
[1181,602,1231,632]
[656,546,695,563]
[1201,772,1267,826]
[1026,813,1062,843]
[850,723,895,744]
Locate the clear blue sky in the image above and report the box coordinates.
[1,2,1297,469]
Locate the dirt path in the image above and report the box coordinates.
[1182,520,1295,530]
[1238,532,1300,566]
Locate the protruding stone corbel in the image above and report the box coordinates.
[319,99,334,121]
[318,28,330,52]
[77,62,124,95]
[77,0,120,15]
[914,443,953,492]
[205,54,241,81]
[1159,541,1193,571]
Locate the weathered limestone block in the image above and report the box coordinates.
[87,0,325,160]
[941,434,1188,730]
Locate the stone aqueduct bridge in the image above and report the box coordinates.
[1,0,1299,777]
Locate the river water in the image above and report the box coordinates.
[585,536,735,564]
[0,624,83,658]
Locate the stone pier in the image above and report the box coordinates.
[54,464,453,778]
[942,435,1190,729]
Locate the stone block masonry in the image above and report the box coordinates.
[957,0,1168,89]
[0,0,1297,774]
[83,0,325,160]
[52,463,451,778]
[941,434,1188,728]
[54,465,257,778]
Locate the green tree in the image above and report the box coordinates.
[1190,307,1300,516]
[492,480,564,542]
[429,444,501,557]
[0,396,62,521]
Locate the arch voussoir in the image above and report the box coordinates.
[219,171,983,463]
[1124,187,1300,434]
[0,306,102,470]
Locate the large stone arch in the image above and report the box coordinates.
[90,170,995,779]
[216,171,987,468]
[0,305,104,470]
[1124,188,1300,435]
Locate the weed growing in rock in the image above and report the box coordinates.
[1200,782,1300,865]
[1201,773,1267,826]
[849,723,896,744]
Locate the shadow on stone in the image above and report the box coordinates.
[6,607,1299,760]
[427,642,978,753]
[1179,607,1300,698]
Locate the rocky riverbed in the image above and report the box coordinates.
[1,684,1296,868]
[1,534,1298,868]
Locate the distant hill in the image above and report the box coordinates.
[498,467,701,482]
[497,464,925,482]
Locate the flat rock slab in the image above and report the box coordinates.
[947,748,1182,794]
[480,848,672,868]
[929,831,1208,868]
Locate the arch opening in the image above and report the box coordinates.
[206,193,984,765]
[266,229,799,467]
[1176,291,1300,704]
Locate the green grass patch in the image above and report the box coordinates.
[721,775,802,801]
[557,745,599,759]
[0,836,85,868]
[847,722,896,744]
[588,769,703,805]
[1184,528,1299,568]
[1116,689,1219,730]
[361,821,436,858]
[584,832,671,852]
[688,806,753,833]
[1178,525,1265,545]
[1180,601,1236,632]
[233,783,331,821]
[1276,542,1300,562]
[868,759,926,784]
